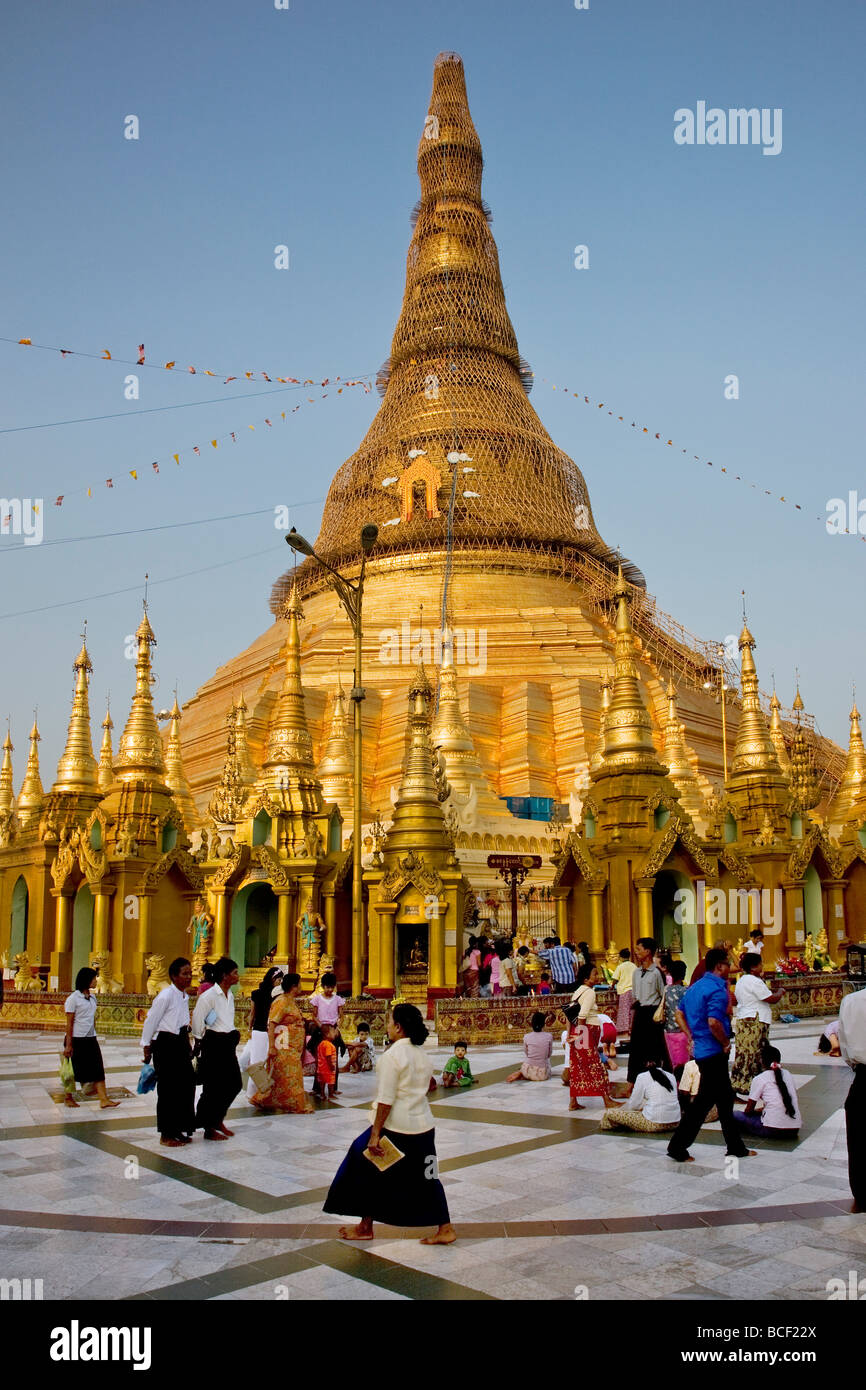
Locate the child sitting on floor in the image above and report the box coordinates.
[345,1020,376,1073]
[440,1040,477,1088]
[596,1012,618,1070]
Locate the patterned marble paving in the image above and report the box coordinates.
[0,1020,862,1301]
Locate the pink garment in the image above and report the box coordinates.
[523,1031,553,1068]
[310,992,344,1026]
[490,957,502,988]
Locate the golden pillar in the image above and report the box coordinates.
[782,881,805,953]
[137,895,152,957]
[213,893,229,956]
[588,888,605,954]
[374,903,397,991]
[429,901,446,989]
[50,892,73,991]
[323,891,337,957]
[635,879,654,939]
[823,880,848,962]
[92,890,112,954]
[276,892,292,962]
[554,892,568,942]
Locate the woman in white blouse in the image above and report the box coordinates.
[324,1003,456,1245]
[731,954,783,1095]
[599,1057,681,1133]
[63,967,119,1110]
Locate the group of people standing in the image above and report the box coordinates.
[460,933,592,998]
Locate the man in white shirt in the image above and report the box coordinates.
[141,957,194,1147]
[838,986,866,1212]
[191,957,241,1141]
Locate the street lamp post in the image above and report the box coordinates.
[285,524,378,998]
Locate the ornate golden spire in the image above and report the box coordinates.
[768,690,791,776]
[234,692,259,788]
[17,718,44,825]
[113,607,168,784]
[831,697,866,828]
[430,630,502,814]
[318,667,354,816]
[789,684,819,810]
[97,703,115,794]
[54,638,99,794]
[0,729,15,814]
[589,675,613,773]
[384,660,453,858]
[271,52,638,614]
[208,702,248,825]
[595,568,665,776]
[164,696,199,830]
[728,622,783,782]
[662,679,704,820]
[260,584,323,811]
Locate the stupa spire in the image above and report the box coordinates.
[17,717,44,825]
[595,568,665,776]
[0,728,15,814]
[728,622,781,780]
[318,664,354,818]
[271,52,638,614]
[234,693,259,788]
[113,605,167,784]
[164,695,199,830]
[260,584,323,811]
[384,661,452,857]
[54,635,99,794]
[208,702,248,825]
[430,629,502,814]
[830,695,866,828]
[768,689,791,776]
[589,675,613,773]
[98,703,115,793]
[663,679,704,821]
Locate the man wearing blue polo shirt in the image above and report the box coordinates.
[666,947,756,1164]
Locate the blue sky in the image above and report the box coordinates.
[2,0,864,774]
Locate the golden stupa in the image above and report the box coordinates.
[180,53,839,842]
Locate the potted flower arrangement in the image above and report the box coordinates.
[775,954,810,978]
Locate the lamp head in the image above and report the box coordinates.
[286,528,314,557]
[360,523,379,554]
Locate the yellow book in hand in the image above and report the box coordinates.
[363,1136,405,1172]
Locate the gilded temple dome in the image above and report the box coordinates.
[272,52,639,614]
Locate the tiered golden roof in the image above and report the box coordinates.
[16,719,44,826]
[208,704,248,825]
[113,609,168,786]
[53,641,99,794]
[271,51,638,615]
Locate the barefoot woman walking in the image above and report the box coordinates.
[324,1003,456,1245]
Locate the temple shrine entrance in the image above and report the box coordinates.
[231,882,279,970]
[71,884,94,984]
[396,920,428,1006]
[652,869,698,975]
